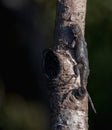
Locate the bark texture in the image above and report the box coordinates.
[43,0,88,130]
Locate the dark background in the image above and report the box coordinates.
[0,0,112,130]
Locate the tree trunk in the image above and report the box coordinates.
[43,0,89,130]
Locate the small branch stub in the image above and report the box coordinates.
[72,87,87,100]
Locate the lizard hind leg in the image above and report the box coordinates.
[73,65,80,78]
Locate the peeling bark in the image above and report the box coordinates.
[43,0,89,130]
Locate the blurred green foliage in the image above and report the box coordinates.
[0,83,49,130]
[86,0,112,129]
[0,0,112,130]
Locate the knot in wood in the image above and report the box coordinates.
[72,87,86,100]
[43,49,60,80]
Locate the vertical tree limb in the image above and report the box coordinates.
[43,0,89,130]
[55,0,87,43]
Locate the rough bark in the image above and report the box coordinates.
[43,0,89,130]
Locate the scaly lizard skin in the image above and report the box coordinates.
[70,24,96,113]
[70,24,89,89]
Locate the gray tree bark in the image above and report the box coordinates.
[43,0,89,130]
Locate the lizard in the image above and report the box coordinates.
[70,24,96,113]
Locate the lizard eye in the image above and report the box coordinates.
[70,24,81,35]
[42,49,60,80]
